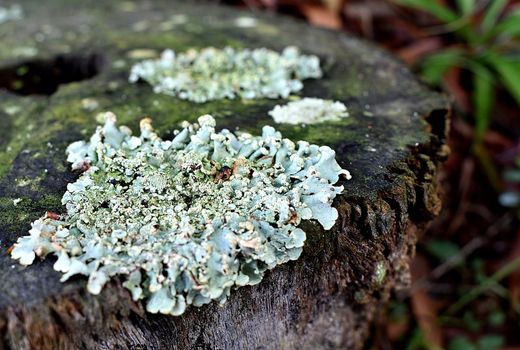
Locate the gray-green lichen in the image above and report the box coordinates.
[129,46,322,103]
[11,112,350,316]
[268,98,348,125]
[0,5,23,24]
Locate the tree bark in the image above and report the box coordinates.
[0,1,449,349]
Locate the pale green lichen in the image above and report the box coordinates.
[0,5,23,24]
[11,112,350,316]
[268,97,349,125]
[129,46,322,103]
[234,16,257,28]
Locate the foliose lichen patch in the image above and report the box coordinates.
[268,97,349,125]
[10,112,350,316]
[0,5,23,24]
[129,46,322,103]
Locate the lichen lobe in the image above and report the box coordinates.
[10,112,349,316]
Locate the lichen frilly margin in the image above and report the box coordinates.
[129,46,322,103]
[10,112,350,316]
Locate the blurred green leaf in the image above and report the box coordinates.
[504,169,520,182]
[448,336,477,350]
[456,0,476,15]
[401,0,516,193]
[486,54,520,106]
[425,239,461,262]
[448,335,505,350]
[397,0,458,22]
[477,335,505,350]
[473,142,502,192]
[470,63,494,143]
[481,0,509,33]
[487,310,506,326]
[491,8,520,37]
[389,301,409,321]
[471,258,487,283]
[405,328,442,350]
[463,310,482,331]
[448,256,520,314]
[405,328,425,350]
[421,50,465,84]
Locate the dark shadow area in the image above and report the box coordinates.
[0,52,104,95]
[425,108,449,143]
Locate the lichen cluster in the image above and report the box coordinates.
[268,97,349,125]
[11,112,349,316]
[129,46,322,103]
[0,4,22,24]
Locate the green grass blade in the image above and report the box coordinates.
[456,0,476,15]
[486,54,520,105]
[482,0,509,33]
[421,50,465,84]
[491,7,520,37]
[470,63,494,142]
[446,255,520,315]
[397,0,458,22]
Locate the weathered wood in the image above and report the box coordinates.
[0,1,449,349]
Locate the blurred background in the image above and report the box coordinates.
[221,0,519,349]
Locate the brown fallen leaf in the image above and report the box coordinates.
[396,37,443,65]
[300,3,343,29]
[321,0,344,13]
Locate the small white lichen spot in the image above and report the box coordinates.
[0,5,23,24]
[234,16,257,28]
[10,112,350,316]
[269,98,349,125]
[4,105,21,115]
[129,46,322,103]
[81,98,99,111]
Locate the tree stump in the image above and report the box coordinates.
[0,1,449,349]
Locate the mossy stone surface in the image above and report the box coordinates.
[0,1,449,349]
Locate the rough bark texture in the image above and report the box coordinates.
[0,1,449,349]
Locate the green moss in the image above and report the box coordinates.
[107,31,194,51]
[106,28,245,55]
[36,194,62,209]
[0,198,22,229]
[0,97,49,178]
[0,193,61,237]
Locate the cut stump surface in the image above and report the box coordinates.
[0,1,449,349]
